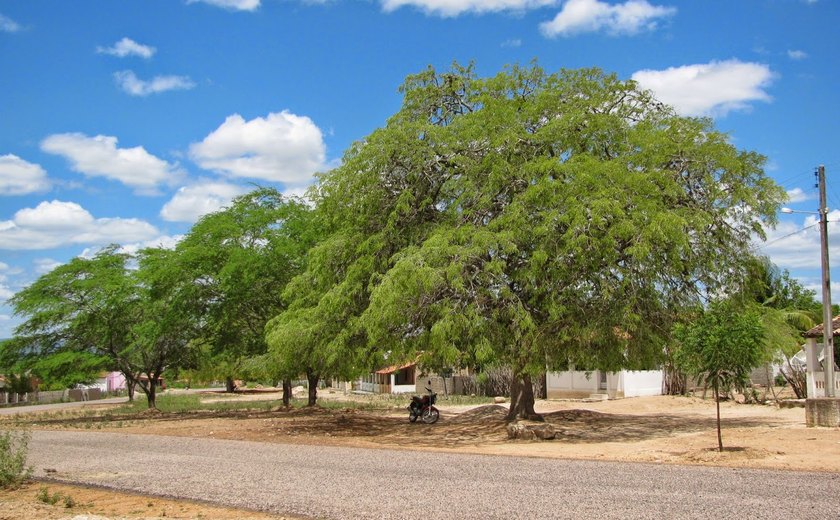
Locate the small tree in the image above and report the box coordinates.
[674,301,765,452]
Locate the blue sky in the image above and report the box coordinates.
[1,0,838,337]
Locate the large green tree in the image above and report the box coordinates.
[346,63,782,420]
[175,188,316,395]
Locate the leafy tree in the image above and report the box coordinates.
[737,256,822,397]
[674,301,765,451]
[9,245,199,408]
[175,188,316,396]
[345,63,784,420]
[9,246,143,401]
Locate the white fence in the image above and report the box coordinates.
[807,372,840,398]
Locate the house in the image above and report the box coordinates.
[356,361,417,394]
[802,317,840,398]
[545,367,663,399]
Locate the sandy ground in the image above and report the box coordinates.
[2,390,838,519]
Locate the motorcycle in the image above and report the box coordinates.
[408,382,440,424]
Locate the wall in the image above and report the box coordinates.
[621,370,664,397]
[546,370,663,399]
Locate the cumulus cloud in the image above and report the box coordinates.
[0,154,51,195]
[160,181,250,223]
[540,0,675,37]
[0,200,159,251]
[786,188,813,204]
[41,133,182,194]
[187,0,261,11]
[97,37,156,59]
[0,13,21,33]
[787,49,808,60]
[631,59,773,117]
[189,111,326,185]
[380,0,556,16]
[114,70,195,97]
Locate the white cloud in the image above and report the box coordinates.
[114,70,195,97]
[41,133,182,194]
[787,49,808,60]
[111,234,184,257]
[160,181,250,223]
[0,13,21,33]
[787,188,813,204]
[34,258,62,274]
[540,0,675,37]
[97,37,156,59]
[0,200,159,251]
[187,0,261,11]
[380,0,556,17]
[189,111,326,185]
[631,59,773,117]
[0,154,50,195]
[501,38,523,48]
[759,210,840,270]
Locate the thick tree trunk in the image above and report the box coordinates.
[225,376,236,393]
[282,379,292,407]
[306,373,319,407]
[506,374,543,422]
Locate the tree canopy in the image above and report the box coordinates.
[270,63,785,419]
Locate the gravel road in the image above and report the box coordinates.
[27,431,840,519]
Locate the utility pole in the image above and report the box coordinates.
[818,164,836,397]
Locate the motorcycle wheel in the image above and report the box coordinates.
[421,406,440,424]
[409,412,418,423]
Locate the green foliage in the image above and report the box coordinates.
[674,300,765,450]
[674,301,765,391]
[0,429,33,490]
[176,188,317,387]
[317,62,783,417]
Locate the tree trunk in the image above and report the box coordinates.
[225,376,236,393]
[147,381,157,409]
[127,379,136,402]
[714,383,723,452]
[306,372,319,407]
[282,379,292,407]
[506,374,543,422]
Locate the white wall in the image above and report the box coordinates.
[620,370,663,397]
[547,370,663,399]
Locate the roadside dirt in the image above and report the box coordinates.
[3,391,838,519]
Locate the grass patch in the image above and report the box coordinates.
[0,429,33,490]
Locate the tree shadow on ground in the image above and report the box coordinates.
[9,403,791,449]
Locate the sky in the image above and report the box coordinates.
[1,0,839,338]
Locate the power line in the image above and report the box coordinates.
[757,222,820,249]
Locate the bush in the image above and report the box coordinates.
[0,429,34,489]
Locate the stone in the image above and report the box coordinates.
[506,421,556,440]
[494,396,507,404]
[805,397,840,427]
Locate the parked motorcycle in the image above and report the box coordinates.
[408,382,439,424]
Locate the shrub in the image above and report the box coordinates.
[0,429,33,489]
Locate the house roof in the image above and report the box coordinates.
[803,315,840,338]
[375,361,416,375]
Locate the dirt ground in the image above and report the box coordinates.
[3,390,838,519]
